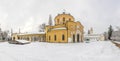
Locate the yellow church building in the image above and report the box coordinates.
[46,12,84,43]
[12,12,84,43]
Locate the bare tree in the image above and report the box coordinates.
[39,23,46,32]
[116,26,120,31]
[2,31,9,40]
[108,25,113,40]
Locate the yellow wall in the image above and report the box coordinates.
[46,30,67,43]
[46,21,84,43]
[12,33,19,41]
[12,33,45,42]
[55,13,74,25]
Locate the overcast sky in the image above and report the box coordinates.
[0,0,120,34]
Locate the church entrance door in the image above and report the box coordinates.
[77,34,79,42]
[73,34,75,43]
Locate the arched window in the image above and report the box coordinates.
[62,34,65,40]
[63,17,65,24]
[57,19,59,24]
[13,37,15,40]
[27,37,29,41]
[49,36,51,41]
[34,37,37,41]
[54,35,56,41]
[18,37,20,39]
[69,18,71,21]
[73,34,75,43]
[77,34,79,42]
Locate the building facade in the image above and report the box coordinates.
[46,12,84,43]
[84,28,105,41]
[12,32,45,42]
[111,30,120,41]
[84,34,105,41]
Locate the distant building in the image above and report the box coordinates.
[84,34,105,41]
[103,32,109,40]
[12,32,45,42]
[84,28,105,41]
[111,30,120,41]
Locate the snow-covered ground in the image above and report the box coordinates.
[0,41,120,61]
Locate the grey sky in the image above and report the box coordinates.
[0,0,120,34]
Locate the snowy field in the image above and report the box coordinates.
[0,41,120,61]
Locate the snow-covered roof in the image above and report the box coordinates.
[84,34,104,38]
[16,40,31,43]
[52,27,66,30]
[85,36,100,38]
[18,32,45,35]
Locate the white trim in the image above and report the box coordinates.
[52,27,66,30]
[68,38,72,43]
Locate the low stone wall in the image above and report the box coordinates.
[112,41,120,48]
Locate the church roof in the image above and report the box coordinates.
[55,12,74,20]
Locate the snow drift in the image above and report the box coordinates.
[0,41,120,61]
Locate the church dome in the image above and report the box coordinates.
[54,12,75,25]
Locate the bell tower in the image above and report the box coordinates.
[90,27,93,34]
[48,15,52,26]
